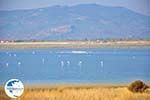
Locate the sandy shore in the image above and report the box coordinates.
[0,85,150,100]
[0,40,150,49]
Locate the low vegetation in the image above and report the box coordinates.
[128,80,149,92]
[0,85,150,100]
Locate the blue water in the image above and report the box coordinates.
[0,48,150,85]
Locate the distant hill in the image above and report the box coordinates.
[0,4,150,40]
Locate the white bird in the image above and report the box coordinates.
[58,55,61,57]
[67,61,70,66]
[18,62,21,65]
[14,54,17,57]
[61,61,64,67]
[100,61,104,72]
[132,56,136,59]
[32,51,35,55]
[100,61,104,67]
[42,58,45,64]
[9,54,11,57]
[6,63,9,67]
[17,62,21,74]
[78,61,82,66]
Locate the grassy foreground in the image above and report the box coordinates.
[1,85,150,100]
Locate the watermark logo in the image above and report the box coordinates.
[4,79,24,98]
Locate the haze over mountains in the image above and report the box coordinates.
[0,4,150,40]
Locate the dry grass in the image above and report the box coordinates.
[0,85,150,100]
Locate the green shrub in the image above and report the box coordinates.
[128,80,149,92]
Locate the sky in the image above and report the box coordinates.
[0,0,149,15]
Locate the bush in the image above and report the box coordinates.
[128,80,149,92]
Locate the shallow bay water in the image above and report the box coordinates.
[0,48,150,85]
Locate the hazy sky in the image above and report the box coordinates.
[0,0,149,15]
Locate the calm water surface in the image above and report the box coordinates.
[0,48,150,85]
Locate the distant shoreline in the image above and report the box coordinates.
[0,40,150,49]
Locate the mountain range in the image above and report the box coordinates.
[0,4,150,40]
